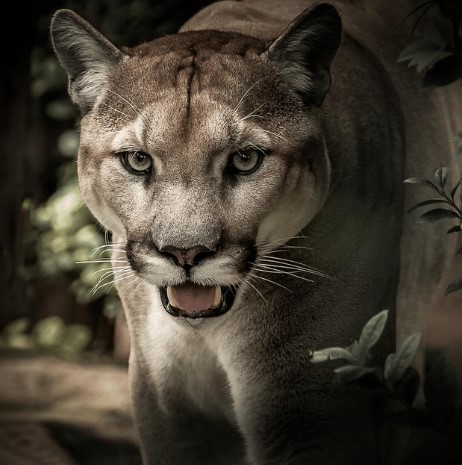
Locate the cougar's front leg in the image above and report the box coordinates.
[222,349,379,465]
[129,357,246,465]
[212,296,387,465]
[111,241,244,464]
[124,305,249,465]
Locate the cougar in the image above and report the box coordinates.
[50,0,462,463]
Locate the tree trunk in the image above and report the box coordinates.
[0,2,60,326]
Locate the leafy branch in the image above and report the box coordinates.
[404,168,462,295]
[398,5,462,89]
[310,310,462,442]
[310,310,421,405]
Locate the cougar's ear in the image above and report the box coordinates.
[267,3,342,107]
[50,9,124,112]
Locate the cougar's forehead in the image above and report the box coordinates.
[86,30,302,149]
[121,30,271,107]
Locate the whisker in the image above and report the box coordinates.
[240,104,264,123]
[92,270,134,295]
[255,234,309,249]
[132,278,145,293]
[98,101,131,119]
[91,243,125,258]
[242,140,269,154]
[106,89,148,123]
[92,248,126,258]
[275,244,312,250]
[259,254,327,276]
[248,271,293,293]
[258,259,329,279]
[259,128,290,144]
[119,275,140,293]
[92,242,126,252]
[258,260,319,274]
[91,267,131,293]
[91,266,129,277]
[258,256,330,279]
[252,266,315,284]
[238,276,267,303]
[98,271,117,282]
[233,79,263,113]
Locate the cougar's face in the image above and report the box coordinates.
[77,31,331,319]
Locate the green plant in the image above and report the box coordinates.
[310,310,422,404]
[398,2,462,89]
[404,168,462,295]
[0,316,92,360]
[310,310,462,462]
[26,164,120,318]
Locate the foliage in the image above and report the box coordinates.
[311,310,422,404]
[311,310,462,462]
[398,2,462,89]
[404,168,462,295]
[0,316,91,360]
[26,163,120,318]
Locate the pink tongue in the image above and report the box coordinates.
[168,283,219,313]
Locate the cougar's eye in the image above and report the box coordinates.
[119,151,152,175]
[228,147,266,175]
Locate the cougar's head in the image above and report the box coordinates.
[51,5,341,319]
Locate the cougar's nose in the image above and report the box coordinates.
[157,245,216,270]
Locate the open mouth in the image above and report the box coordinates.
[159,283,237,319]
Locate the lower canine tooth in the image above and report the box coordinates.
[212,286,222,308]
[166,287,178,308]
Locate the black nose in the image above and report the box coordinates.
[158,245,216,269]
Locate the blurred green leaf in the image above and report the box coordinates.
[7,335,35,350]
[57,130,79,158]
[345,339,362,361]
[310,347,359,364]
[435,166,448,188]
[446,277,462,295]
[418,208,459,223]
[397,39,444,73]
[59,324,92,359]
[2,318,30,336]
[357,309,388,362]
[407,199,447,214]
[46,99,77,121]
[447,225,462,233]
[32,316,65,348]
[384,333,421,390]
[403,177,440,190]
[334,365,376,384]
[450,177,462,199]
[103,296,121,319]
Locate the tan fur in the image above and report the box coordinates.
[51,2,462,464]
